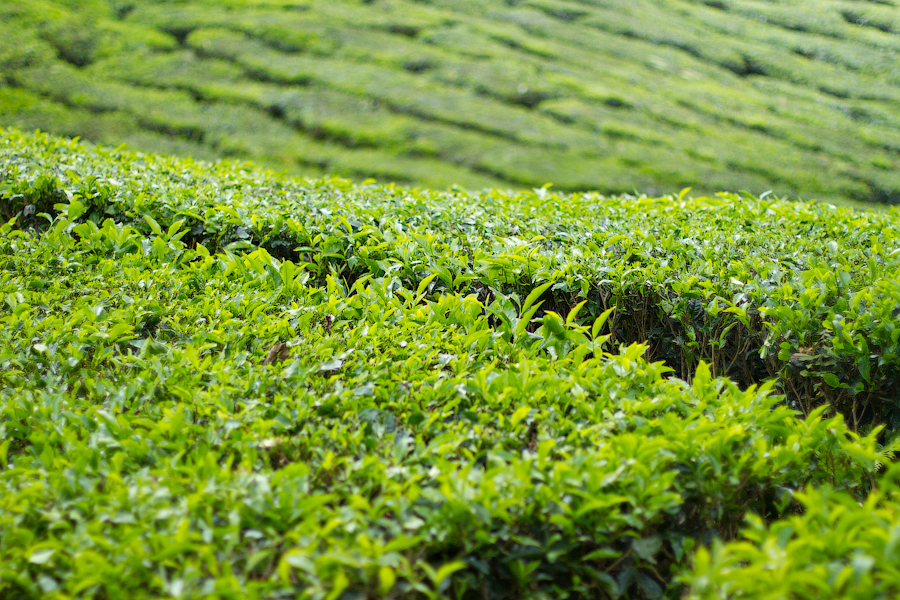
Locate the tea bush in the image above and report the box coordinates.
[2,129,900,598]
[685,466,900,599]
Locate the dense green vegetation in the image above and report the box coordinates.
[2,0,900,207]
[3,129,900,598]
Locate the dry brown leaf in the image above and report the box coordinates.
[263,342,289,366]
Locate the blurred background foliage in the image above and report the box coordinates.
[1,0,899,207]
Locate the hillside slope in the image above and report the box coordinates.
[1,0,900,205]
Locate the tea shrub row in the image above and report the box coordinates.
[2,0,899,206]
[2,129,900,598]
[4,129,900,429]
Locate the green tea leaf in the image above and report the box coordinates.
[510,405,530,428]
[28,548,55,565]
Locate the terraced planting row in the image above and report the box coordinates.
[2,0,899,206]
[3,130,900,598]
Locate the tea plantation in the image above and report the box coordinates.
[3,128,900,598]
[2,0,900,208]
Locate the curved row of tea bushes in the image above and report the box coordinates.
[0,180,880,599]
[3,129,900,432]
[3,0,900,204]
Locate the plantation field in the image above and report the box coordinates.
[2,0,900,208]
[3,129,900,598]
